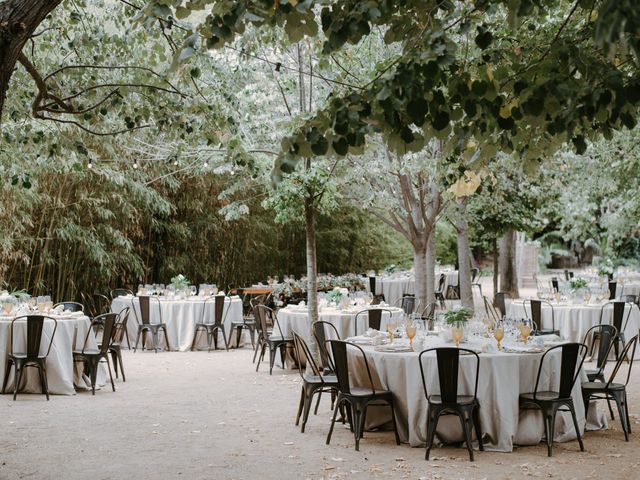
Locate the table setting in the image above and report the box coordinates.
[339,309,607,452]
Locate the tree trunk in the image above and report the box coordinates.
[492,236,499,297]
[304,194,321,366]
[412,242,428,311]
[0,0,61,123]
[499,229,519,298]
[455,216,474,311]
[425,228,436,307]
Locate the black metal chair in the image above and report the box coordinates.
[608,281,617,300]
[368,276,377,296]
[582,335,638,441]
[583,324,618,383]
[293,332,339,433]
[418,347,483,461]
[595,301,632,360]
[227,292,256,349]
[92,293,111,315]
[522,299,560,336]
[621,294,638,305]
[191,294,229,352]
[312,320,341,372]
[80,292,96,317]
[111,288,133,299]
[519,342,587,457]
[132,296,170,353]
[326,340,400,451]
[483,296,501,323]
[494,292,509,318]
[419,302,437,330]
[254,305,294,375]
[470,267,482,298]
[396,294,419,316]
[103,306,130,381]
[354,308,393,336]
[53,301,84,312]
[250,297,270,363]
[73,313,117,395]
[446,272,460,300]
[434,274,446,308]
[2,315,57,400]
[550,277,559,293]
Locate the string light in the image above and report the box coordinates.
[203,161,208,168]
[173,160,179,166]
[133,160,139,169]
[88,159,93,169]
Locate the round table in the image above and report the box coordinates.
[367,272,458,306]
[276,305,405,343]
[506,299,640,357]
[111,295,245,351]
[0,312,103,395]
[344,336,605,452]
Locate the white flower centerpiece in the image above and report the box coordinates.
[327,286,351,309]
[170,274,190,298]
[568,277,589,303]
[440,305,473,343]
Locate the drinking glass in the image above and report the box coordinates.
[451,321,464,348]
[519,319,533,345]
[405,322,417,351]
[494,320,505,350]
[584,290,592,304]
[190,286,197,297]
[386,322,397,344]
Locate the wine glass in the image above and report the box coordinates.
[451,321,464,348]
[519,319,533,345]
[386,322,397,344]
[494,320,504,350]
[584,289,592,304]
[406,322,417,351]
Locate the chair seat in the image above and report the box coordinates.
[303,374,338,385]
[585,369,604,382]
[582,381,626,392]
[139,323,165,329]
[344,386,393,398]
[231,319,256,326]
[73,349,103,356]
[268,335,293,343]
[429,394,476,406]
[532,329,560,336]
[520,391,570,402]
[9,353,47,360]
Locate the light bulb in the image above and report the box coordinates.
[133,162,139,169]
[88,160,93,169]
[173,160,178,166]
[203,161,208,168]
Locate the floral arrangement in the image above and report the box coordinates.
[272,282,293,298]
[326,286,343,305]
[443,306,473,325]
[0,289,31,303]
[384,264,399,274]
[568,278,588,290]
[170,274,190,289]
[597,258,614,278]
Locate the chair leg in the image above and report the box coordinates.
[326,396,343,445]
[252,337,262,364]
[624,392,632,434]
[459,412,474,461]
[295,386,305,427]
[567,401,584,452]
[301,386,315,433]
[110,350,119,379]
[279,343,286,369]
[545,407,558,457]
[105,355,116,392]
[388,398,401,445]
[256,343,266,372]
[152,330,159,353]
[206,329,213,353]
[425,410,441,460]
[133,329,142,352]
[13,363,24,401]
[220,327,229,352]
[85,360,96,395]
[353,404,363,451]
[2,358,13,394]
[191,327,201,351]
[607,398,616,420]
[249,325,256,348]
[36,362,47,400]
[162,326,171,351]
[314,391,322,415]
[472,405,484,451]
[269,344,277,375]
[117,349,126,382]
[613,392,630,441]
[41,363,50,400]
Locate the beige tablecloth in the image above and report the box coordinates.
[345,337,605,452]
[0,313,104,395]
[111,295,245,351]
[507,300,640,357]
[277,305,405,342]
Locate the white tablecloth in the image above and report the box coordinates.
[619,282,640,298]
[111,296,245,352]
[346,337,605,452]
[0,313,104,395]
[506,300,640,357]
[367,272,458,306]
[276,305,405,342]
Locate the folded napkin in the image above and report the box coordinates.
[374,344,412,353]
[502,345,544,354]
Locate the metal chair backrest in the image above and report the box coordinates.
[354,308,393,336]
[113,306,130,345]
[80,292,96,317]
[435,273,445,293]
[92,293,111,315]
[293,332,323,379]
[600,301,632,333]
[494,292,509,317]
[312,320,340,369]
[255,304,285,338]
[111,288,133,299]
[135,295,161,325]
[10,315,57,358]
[524,299,555,331]
[471,267,479,283]
[418,347,480,404]
[421,302,436,321]
[368,276,376,295]
[398,295,418,316]
[53,301,84,312]
[202,294,227,326]
[79,313,117,355]
[605,335,638,388]
[533,342,586,400]
[583,324,618,371]
[551,277,559,293]
[483,296,501,322]
[327,340,376,395]
[608,281,617,300]
[621,294,638,304]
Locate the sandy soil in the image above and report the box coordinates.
[1,276,638,480]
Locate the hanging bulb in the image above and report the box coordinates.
[133,161,139,169]
[230,169,235,175]
[88,159,93,169]
[203,161,209,168]
[173,160,179,166]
